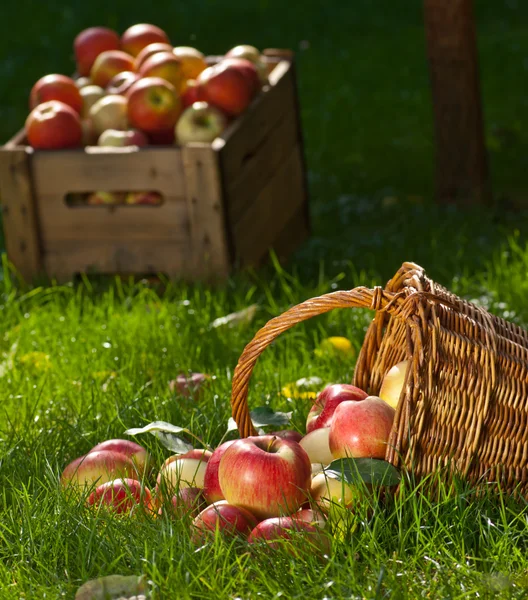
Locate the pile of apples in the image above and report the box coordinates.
[60,361,407,552]
[25,23,268,206]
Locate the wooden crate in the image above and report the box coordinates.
[0,50,310,282]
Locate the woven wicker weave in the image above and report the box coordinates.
[230,262,528,497]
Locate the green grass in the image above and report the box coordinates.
[2,0,528,597]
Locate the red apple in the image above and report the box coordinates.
[79,84,105,118]
[88,439,150,477]
[147,129,175,145]
[90,50,136,89]
[86,191,125,205]
[26,101,82,150]
[218,435,311,519]
[135,42,174,71]
[60,450,138,489]
[180,79,205,109]
[247,516,331,555]
[299,428,334,465]
[89,94,128,136]
[191,500,258,544]
[293,507,327,529]
[126,77,181,134]
[172,47,208,86]
[106,71,140,96]
[270,430,303,444]
[168,372,210,397]
[221,57,261,96]
[87,478,152,514]
[138,51,184,92]
[124,191,163,205]
[74,27,120,77]
[156,449,212,497]
[30,74,83,114]
[202,440,236,504]
[175,101,227,144]
[197,60,255,117]
[306,384,368,433]
[121,24,170,58]
[329,396,396,460]
[98,128,149,147]
[158,487,207,518]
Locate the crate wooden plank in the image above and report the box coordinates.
[224,107,298,225]
[232,144,305,266]
[269,203,310,264]
[182,145,231,279]
[37,198,189,246]
[0,147,43,280]
[215,60,295,184]
[44,240,193,282]
[32,147,186,196]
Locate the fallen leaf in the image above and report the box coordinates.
[125,421,197,454]
[210,304,258,329]
[227,406,292,432]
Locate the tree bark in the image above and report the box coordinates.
[424,0,492,205]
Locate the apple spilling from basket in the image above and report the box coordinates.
[60,361,408,551]
[24,24,269,206]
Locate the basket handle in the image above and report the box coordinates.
[230,285,404,437]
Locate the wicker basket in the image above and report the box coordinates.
[230,262,528,497]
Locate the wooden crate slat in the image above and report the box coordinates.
[32,147,186,196]
[269,202,310,264]
[0,147,43,280]
[232,144,305,266]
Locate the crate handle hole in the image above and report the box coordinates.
[65,190,164,207]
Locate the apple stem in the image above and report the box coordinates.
[267,436,278,453]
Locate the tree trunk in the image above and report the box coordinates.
[424,0,491,205]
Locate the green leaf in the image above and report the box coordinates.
[75,574,148,599]
[226,406,291,433]
[151,432,194,454]
[325,458,401,487]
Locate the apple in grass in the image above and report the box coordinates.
[379,360,409,410]
[121,23,170,58]
[218,435,311,519]
[87,478,152,515]
[98,129,149,147]
[191,500,259,544]
[60,450,139,489]
[202,440,236,504]
[90,50,136,89]
[198,60,255,117]
[126,77,181,136]
[158,487,207,518]
[89,95,128,136]
[26,101,82,150]
[299,428,334,466]
[88,439,150,477]
[79,85,105,118]
[156,449,212,498]
[310,471,360,512]
[135,42,174,70]
[329,396,396,460]
[306,384,368,433]
[30,74,83,114]
[138,51,184,93]
[247,516,331,555]
[175,102,227,145]
[106,71,140,96]
[74,26,120,77]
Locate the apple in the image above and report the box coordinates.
[247,516,331,555]
[75,76,92,89]
[74,26,120,76]
[81,118,97,146]
[88,439,150,477]
[306,384,368,433]
[156,449,212,497]
[197,60,255,117]
[202,440,236,504]
[124,191,163,205]
[379,360,409,410]
[175,101,227,145]
[293,507,327,529]
[26,101,82,150]
[310,471,359,512]
[220,57,261,96]
[98,128,149,147]
[106,71,140,96]
[79,84,105,118]
[329,396,396,460]
[158,487,207,518]
[299,428,334,466]
[86,191,125,205]
[30,74,83,114]
[60,450,138,489]
[147,130,176,145]
[87,478,152,515]
[168,372,210,397]
[270,430,303,444]
[138,51,184,92]
[172,46,208,85]
[180,79,205,109]
[90,50,136,89]
[218,435,311,519]
[121,23,170,57]
[135,42,174,70]
[226,44,261,64]
[126,77,181,134]
[191,500,258,544]
[89,94,128,136]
